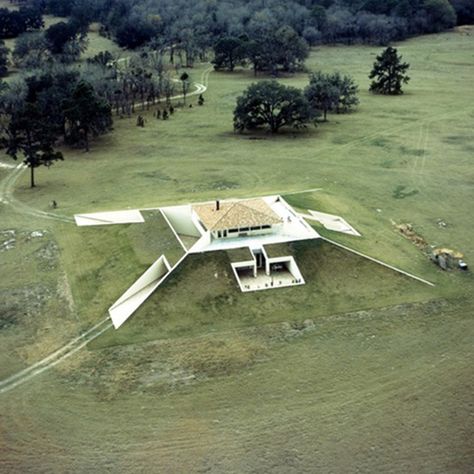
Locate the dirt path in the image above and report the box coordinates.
[0,317,112,394]
[0,163,75,223]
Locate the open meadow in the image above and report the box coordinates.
[0,27,473,472]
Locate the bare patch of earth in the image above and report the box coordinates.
[0,284,55,330]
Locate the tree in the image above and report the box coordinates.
[422,0,456,32]
[212,36,244,71]
[115,18,156,49]
[233,80,313,133]
[450,0,474,25]
[87,50,114,67]
[304,72,340,121]
[369,46,410,95]
[179,71,190,105]
[244,39,268,76]
[13,32,50,69]
[0,39,9,76]
[273,25,309,72]
[29,68,80,138]
[42,0,74,17]
[0,82,62,188]
[19,7,44,32]
[45,21,72,54]
[63,80,112,151]
[329,72,359,113]
[0,7,43,39]
[241,26,309,75]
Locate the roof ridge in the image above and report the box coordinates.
[238,201,279,221]
[211,201,238,230]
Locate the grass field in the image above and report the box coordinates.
[0,27,473,473]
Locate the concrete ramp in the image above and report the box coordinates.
[303,210,361,236]
[109,255,171,329]
[75,210,144,226]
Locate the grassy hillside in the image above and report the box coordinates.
[0,28,473,473]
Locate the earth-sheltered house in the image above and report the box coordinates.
[75,194,361,329]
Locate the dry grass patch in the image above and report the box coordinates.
[174,337,266,378]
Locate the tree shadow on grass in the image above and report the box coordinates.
[218,127,318,141]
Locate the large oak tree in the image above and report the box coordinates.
[233,80,313,133]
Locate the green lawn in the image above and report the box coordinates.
[94,240,436,347]
[1,28,473,472]
[81,22,123,60]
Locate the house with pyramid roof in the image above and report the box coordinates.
[75,194,361,328]
[192,198,283,240]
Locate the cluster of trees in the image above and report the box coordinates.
[0,68,112,186]
[0,42,184,185]
[86,50,177,116]
[19,0,471,59]
[233,46,411,134]
[105,0,464,50]
[12,19,87,68]
[213,28,309,75]
[0,6,42,39]
[234,73,359,133]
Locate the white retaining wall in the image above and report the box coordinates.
[109,255,171,329]
[161,205,202,238]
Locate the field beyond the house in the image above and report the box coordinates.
[0,27,473,473]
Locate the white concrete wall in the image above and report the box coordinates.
[268,256,292,267]
[161,205,201,237]
[288,257,304,282]
[233,260,256,269]
[109,255,171,329]
[230,264,245,292]
[111,255,170,308]
[233,259,257,277]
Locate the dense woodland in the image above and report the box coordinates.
[0,1,471,48]
[34,0,474,49]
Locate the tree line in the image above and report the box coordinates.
[1,0,470,78]
[0,17,89,78]
[26,0,473,54]
[0,5,42,39]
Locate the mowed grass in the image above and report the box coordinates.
[1,28,474,473]
[56,210,184,326]
[94,240,436,347]
[81,23,123,60]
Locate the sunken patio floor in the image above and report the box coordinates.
[235,268,305,292]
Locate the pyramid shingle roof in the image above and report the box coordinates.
[193,198,281,232]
